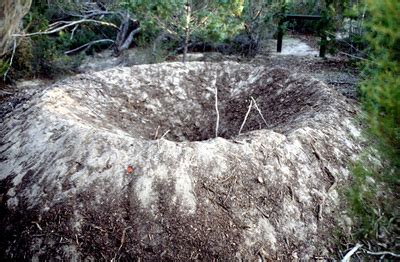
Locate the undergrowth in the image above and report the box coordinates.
[346,0,399,255]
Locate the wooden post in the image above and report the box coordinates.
[319,32,326,58]
[277,21,283,53]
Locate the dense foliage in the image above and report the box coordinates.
[3,0,365,80]
[120,0,244,41]
[347,0,399,247]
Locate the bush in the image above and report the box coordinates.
[121,0,244,43]
[2,0,117,80]
[347,0,399,248]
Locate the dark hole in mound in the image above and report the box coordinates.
[78,66,327,142]
[161,74,320,142]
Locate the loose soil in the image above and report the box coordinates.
[0,36,363,260]
[0,60,363,260]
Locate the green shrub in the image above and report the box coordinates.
[347,0,399,246]
[120,0,245,49]
[0,59,10,77]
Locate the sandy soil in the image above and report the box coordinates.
[0,35,363,260]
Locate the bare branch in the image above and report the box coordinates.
[119,28,141,51]
[342,243,362,262]
[116,13,131,47]
[338,51,369,61]
[70,24,79,41]
[326,31,367,56]
[111,226,132,262]
[250,97,268,128]
[64,39,115,55]
[215,85,219,138]
[239,99,253,135]
[13,19,119,37]
[160,130,170,140]
[363,249,400,258]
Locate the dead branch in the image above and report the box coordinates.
[342,243,362,262]
[214,85,219,138]
[326,31,367,56]
[158,129,171,149]
[239,99,253,135]
[78,10,122,19]
[327,81,355,85]
[70,24,79,40]
[250,96,268,128]
[119,27,141,51]
[64,39,115,55]
[113,12,141,54]
[338,51,368,61]
[0,90,14,96]
[154,126,160,139]
[13,8,140,56]
[111,226,132,262]
[160,130,170,140]
[12,19,118,37]
[363,249,400,258]
[115,13,131,47]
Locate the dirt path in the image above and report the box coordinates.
[179,35,360,100]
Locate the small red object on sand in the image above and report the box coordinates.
[127,165,134,174]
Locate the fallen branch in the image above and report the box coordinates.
[160,130,170,140]
[214,85,219,138]
[154,125,160,139]
[250,96,268,127]
[72,10,122,19]
[0,90,14,96]
[119,27,141,51]
[327,81,355,85]
[238,99,253,135]
[70,24,79,41]
[338,51,368,61]
[64,39,115,55]
[341,243,363,262]
[363,249,400,258]
[12,19,118,37]
[111,226,132,262]
[326,31,368,56]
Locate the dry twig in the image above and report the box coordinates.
[64,39,115,55]
[341,243,362,262]
[363,249,400,259]
[250,96,268,127]
[154,125,160,139]
[160,130,170,140]
[215,85,219,137]
[111,226,132,262]
[239,99,253,135]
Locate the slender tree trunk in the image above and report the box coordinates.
[183,0,191,63]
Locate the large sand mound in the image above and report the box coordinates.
[0,62,361,260]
